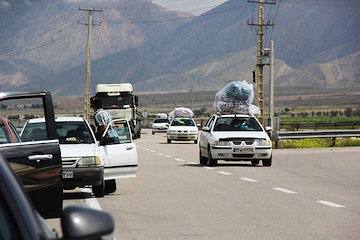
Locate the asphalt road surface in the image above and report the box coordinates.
[50,130,360,240]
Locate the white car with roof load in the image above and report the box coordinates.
[167,117,199,144]
[21,117,137,197]
[199,114,272,166]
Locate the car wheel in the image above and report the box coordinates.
[167,139,171,144]
[199,149,207,165]
[93,179,105,198]
[194,139,198,144]
[251,160,260,165]
[105,179,117,194]
[263,157,272,167]
[152,131,155,135]
[207,147,217,166]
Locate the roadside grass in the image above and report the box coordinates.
[280,138,360,149]
[280,116,360,124]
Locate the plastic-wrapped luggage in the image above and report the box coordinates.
[169,107,194,118]
[214,81,260,116]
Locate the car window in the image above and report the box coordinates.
[0,118,20,144]
[103,121,132,144]
[206,117,215,129]
[154,119,169,123]
[171,118,195,126]
[0,197,21,240]
[22,121,95,144]
[213,117,263,131]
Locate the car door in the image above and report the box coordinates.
[200,116,215,156]
[0,92,62,219]
[99,119,137,180]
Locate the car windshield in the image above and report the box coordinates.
[154,119,169,123]
[171,118,195,126]
[21,121,95,144]
[213,116,262,131]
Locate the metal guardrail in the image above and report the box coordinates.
[280,121,360,131]
[275,130,360,140]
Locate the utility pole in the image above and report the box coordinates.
[269,40,275,131]
[78,7,102,122]
[247,0,275,125]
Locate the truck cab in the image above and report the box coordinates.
[94,84,142,139]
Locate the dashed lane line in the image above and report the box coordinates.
[188,161,197,165]
[272,187,298,194]
[157,153,164,155]
[175,158,184,162]
[165,155,173,158]
[317,200,346,208]
[240,177,259,183]
[150,150,156,153]
[217,171,232,176]
[203,166,214,170]
[145,148,150,151]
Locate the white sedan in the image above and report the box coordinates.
[21,117,137,197]
[167,117,199,144]
[199,114,272,166]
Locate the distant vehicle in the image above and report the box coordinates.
[0,154,114,240]
[94,83,142,139]
[167,117,199,144]
[151,118,170,134]
[21,117,138,196]
[0,91,62,218]
[199,114,272,166]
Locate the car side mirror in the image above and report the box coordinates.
[197,123,201,128]
[135,96,139,106]
[202,126,210,132]
[61,206,114,240]
[265,126,272,132]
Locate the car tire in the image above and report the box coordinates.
[152,131,155,135]
[167,139,171,144]
[263,157,272,167]
[251,160,260,165]
[105,179,117,194]
[93,179,105,198]
[207,147,217,166]
[199,149,207,165]
[194,139,198,144]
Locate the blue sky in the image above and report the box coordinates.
[152,0,227,16]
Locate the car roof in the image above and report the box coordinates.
[27,116,85,123]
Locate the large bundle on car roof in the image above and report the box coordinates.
[169,107,194,119]
[214,80,260,115]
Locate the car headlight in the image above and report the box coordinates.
[214,140,230,146]
[256,139,271,146]
[77,156,101,167]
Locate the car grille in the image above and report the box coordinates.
[220,138,256,145]
[177,130,188,133]
[62,157,78,166]
[233,154,255,158]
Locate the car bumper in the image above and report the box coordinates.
[210,146,272,160]
[167,133,198,141]
[62,166,103,188]
[152,128,168,132]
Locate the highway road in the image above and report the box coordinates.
[50,130,360,240]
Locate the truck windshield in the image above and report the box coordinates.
[213,117,262,132]
[97,96,133,109]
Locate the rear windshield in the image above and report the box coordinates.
[154,119,169,123]
[171,118,195,127]
[21,121,95,144]
[213,117,262,131]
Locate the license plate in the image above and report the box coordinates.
[62,171,73,179]
[233,147,254,153]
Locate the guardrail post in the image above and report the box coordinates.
[314,122,317,131]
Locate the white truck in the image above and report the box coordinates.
[94,83,142,139]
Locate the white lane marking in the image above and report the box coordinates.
[240,177,258,183]
[272,187,297,194]
[157,153,163,155]
[204,166,214,170]
[175,158,184,162]
[317,200,346,208]
[188,161,197,165]
[145,148,150,151]
[165,155,172,158]
[217,171,232,176]
[150,150,156,153]
[80,188,102,210]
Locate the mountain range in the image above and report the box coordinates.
[0,0,359,94]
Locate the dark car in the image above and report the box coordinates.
[0,154,114,240]
[0,91,62,218]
